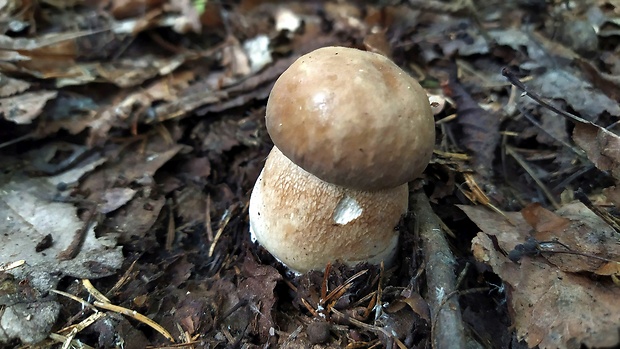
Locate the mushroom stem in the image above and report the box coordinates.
[249,147,407,273]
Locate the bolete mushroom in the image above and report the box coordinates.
[266,46,434,191]
[249,46,435,273]
[249,146,408,273]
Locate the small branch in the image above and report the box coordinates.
[411,191,465,349]
[501,68,591,125]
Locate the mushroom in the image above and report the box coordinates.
[250,146,408,273]
[249,46,435,273]
[266,46,434,191]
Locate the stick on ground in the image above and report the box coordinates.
[411,191,465,349]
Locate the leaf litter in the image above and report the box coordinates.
[1,0,620,348]
[463,203,620,349]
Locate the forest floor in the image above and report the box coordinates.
[1,0,620,348]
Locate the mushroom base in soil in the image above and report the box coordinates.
[249,146,408,274]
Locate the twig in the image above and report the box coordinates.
[411,191,465,349]
[330,308,407,349]
[57,203,98,260]
[501,68,591,125]
[166,203,176,251]
[505,145,561,209]
[516,103,586,159]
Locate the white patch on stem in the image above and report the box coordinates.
[333,195,362,225]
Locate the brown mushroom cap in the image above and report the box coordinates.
[266,46,435,191]
[249,146,407,273]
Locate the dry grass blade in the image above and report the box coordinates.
[55,280,175,343]
[106,259,138,298]
[51,289,98,311]
[505,145,560,209]
[58,312,106,335]
[49,333,96,349]
[459,173,516,225]
[52,285,174,343]
[145,341,201,348]
[82,279,111,303]
[301,297,320,318]
[57,312,107,349]
[324,269,368,303]
[208,202,239,257]
[93,301,175,342]
[0,260,25,272]
[323,269,368,309]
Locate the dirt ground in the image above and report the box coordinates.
[1,0,620,348]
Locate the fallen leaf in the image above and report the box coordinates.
[167,256,194,288]
[1,174,122,278]
[444,74,500,179]
[573,122,620,181]
[0,297,60,344]
[576,58,620,102]
[0,170,123,344]
[107,193,165,245]
[602,185,620,208]
[522,202,620,273]
[174,296,208,336]
[0,74,31,97]
[521,203,570,234]
[100,188,138,214]
[0,91,58,124]
[238,255,282,339]
[528,69,620,121]
[595,261,620,276]
[461,205,620,349]
[174,183,207,224]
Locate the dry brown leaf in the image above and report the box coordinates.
[573,122,620,181]
[529,69,620,121]
[238,255,282,339]
[108,194,165,245]
[0,74,31,97]
[603,185,620,208]
[80,141,185,199]
[174,183,207,223]
[522,202,620,273]
[96,54,190,88]
[112,0,164,19]
[595,261,620,276]
[0,90,58,124]
[0,32,81,54]
[113,70,195,121]
[461,205,620,349]
[100,188,138,214]
[521,202,570,233]
[444,75,500,179]
[576,58,620,102]
[0,175,123,278]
